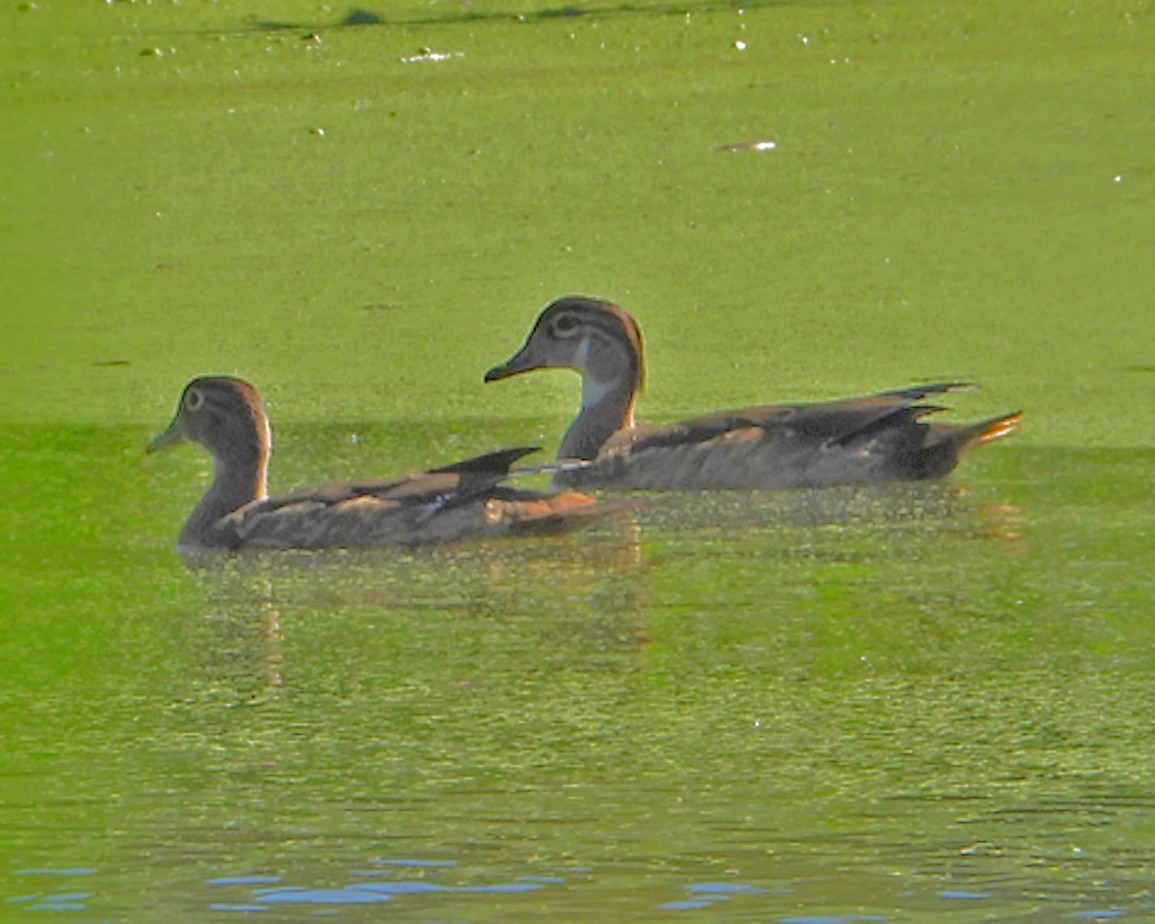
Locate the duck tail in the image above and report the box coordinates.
[971,410,1023,447]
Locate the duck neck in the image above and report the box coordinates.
[558,375,637,461]
[180,443,268,547]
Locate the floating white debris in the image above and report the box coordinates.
[401,49,464,64]
[716,140,777,152]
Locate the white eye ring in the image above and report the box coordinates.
[185,388,205,411]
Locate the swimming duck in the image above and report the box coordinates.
[484,296,1022,490]
[148,375,627,551]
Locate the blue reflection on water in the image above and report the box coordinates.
[207,862,551,911]
[13,869,96,877]
[29,901,88,911]
[7,872,97,913]
[687,882,763,894]
[253,887,392,905]
[661,881,763,912]
[346,882,448,894]
[661,899,716,910]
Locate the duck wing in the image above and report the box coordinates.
[481,486,640,537]
[563,383,1020,490]
[204,447,629,548]
[630,382,964,449]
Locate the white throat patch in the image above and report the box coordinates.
[576,336,610,409]
[581,375,613,410]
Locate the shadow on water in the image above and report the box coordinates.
[237,2,790,34]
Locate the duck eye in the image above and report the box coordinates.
[553,314,579,335]
[185,388,205,412]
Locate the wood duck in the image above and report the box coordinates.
[484,296,1022,490]
[148,375,628,551]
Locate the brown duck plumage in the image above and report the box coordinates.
[484,296,1022,490]
[148,375,627,551]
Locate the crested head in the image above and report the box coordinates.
[149,376,273,549]
[484,295,645,395]
[543,296,646,391]
[149,375,271,507]
[485,296,648,461]
[150,376,270,459]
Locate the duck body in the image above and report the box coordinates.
[485,296,1022,491]
[149,376,624,552]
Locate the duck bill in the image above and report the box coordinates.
[147,418,187,454]
[483,347,541,383]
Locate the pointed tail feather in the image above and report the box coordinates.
[430,446,541,476]
[970,411,1023,447]
[910,408,1021,480]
